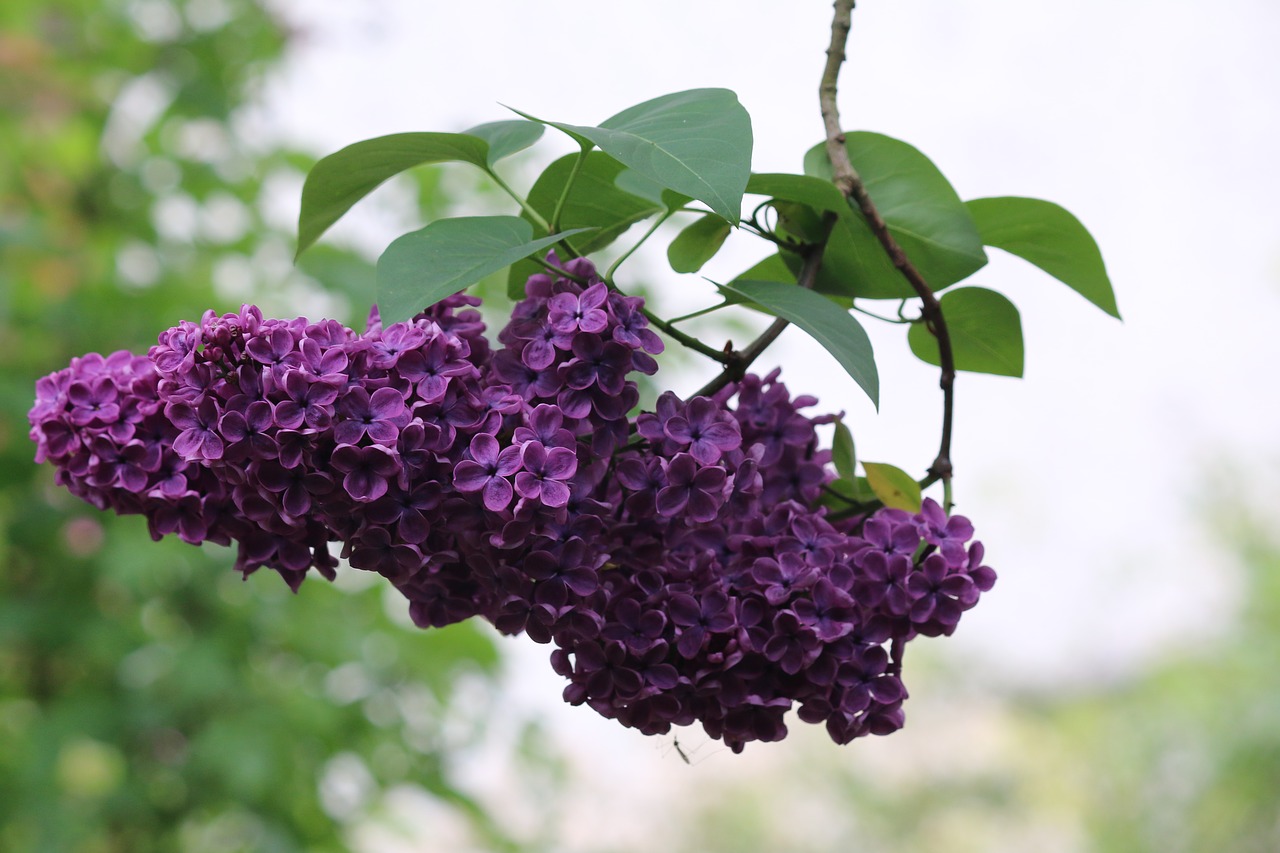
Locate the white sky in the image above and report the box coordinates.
[251,0,1280,844]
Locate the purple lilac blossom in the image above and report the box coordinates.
[29,256,995,753]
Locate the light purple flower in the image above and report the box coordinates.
[548,281,609,334]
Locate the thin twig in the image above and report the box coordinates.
[690,213,836,400]
[821,0,957,492]
[645,307,733,364]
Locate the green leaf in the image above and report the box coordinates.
[716,279,878,408]
[668,215,732,273]
[966,196,1119,318]
[908,286,1024,377]
[818,476,876,511]
[832,420,856,481]
[463,120,545,168]
[297,132,490,258]
[377,216,591,323]
[706,253,795,310]
[505,152,663,300]
[802,133,988,296]
[747,173,852,221]
[746,173,935,300]
[506,257,544,301]
[614,169,693,210]
[862,462,922,512]
[731,253,795,286]
[525,151,662,254]
[529,89,752,224]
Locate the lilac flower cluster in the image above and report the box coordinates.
[29,350,242,548]
[29,255,995,751]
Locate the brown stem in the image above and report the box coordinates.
[820,0,956,487]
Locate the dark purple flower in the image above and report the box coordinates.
[514,441,577,508]
[793,578,857,641]
[329,443,399,501]
[298,335,348,375]
[860,510,921,559]
[398,334,474,403]
[655,454,725,523]
[453,433,523,511]
[256,460,334,518]
[218,400,278,461]
[245,325,300,371]
[571,640,644,701]
[513,404,575,449]
[366,481,441,544]
[669,589,735,658]
[517,320,575,371]
[636,391,682,445]
[763,611,819,675]
[852,550,913,612]
[962,541,998,593]
[115,441,161,493]
[616,455,665,517]
[274,370,341,431]
[915,498,975,563]
[904,553,972,635]
[834,646,903,715]
[664,396,741,465]
[334,386,409,446]
[521,549,598,608]
[347,526,424,578]
[67,377,120,426]
[168,398,224,461]
[608,292,664,354]
[750,553,817,605]
[151,321,201,373]
[562,334,631,396]
[369,321,428,369]
[601,597,667,652]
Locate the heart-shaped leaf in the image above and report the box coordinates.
[378,216,592,323]
[525,152,662,253]
[614,169,693,211]
[802,133,988,296]
[506,152,663,298]
[730,253,796,287]
[463,120,545,168]
[908,286,1024,377]
[716,279,878,408]
[297,133,492,258]
[966,196,1119,318]
[668,214,732,274]
[520,89,752,224]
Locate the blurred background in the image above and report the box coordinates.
[2,0,1278,850]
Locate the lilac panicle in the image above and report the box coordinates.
[30,257,995,753]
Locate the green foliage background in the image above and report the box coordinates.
[0,3,524,850]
